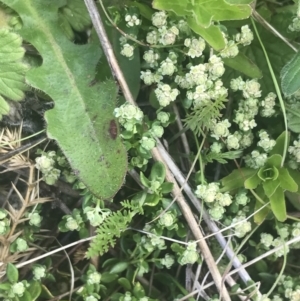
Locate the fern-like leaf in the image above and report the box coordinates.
[203,150,243,164]
[86,210,137,258]
[184,98,227,135]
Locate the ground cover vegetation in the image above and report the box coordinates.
[1,0,300,300]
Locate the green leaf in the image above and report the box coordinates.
[244,173,261,189]
[100,272,119,283]
[286,104,300,133]
[109,261,129,274]
[269,132,290,157]
[160,182,174,194]
[118,277,132,291]
[278,168,298,192]
[269,186,287,222]
[288,168,300,193]
[220,168,257,192]
[285,191,300,211]
[0,28,28,119]
[6,263,18,283]
[2,0,128,199]
[19,291,32,301]
[187,19,226,50]
[265,154,282,168]
[262,179,280,198]
[140,172,151,188]
[281,50,300,96]
[153,0,251,28]
[254,199,270,224]
[223,52,262,78]
[27,281,42,301]
[149,162,166,184]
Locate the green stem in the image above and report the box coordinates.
[251,18,288,167]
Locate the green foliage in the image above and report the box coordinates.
[0,28,28,119]
[203,149,243,164]
[281,50,300,96]
[86,209,137,258]
[221,132,299,222]
[1,0,127,199]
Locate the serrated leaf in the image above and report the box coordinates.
[0,28,28,118]
[153,0,252,28]
[2,0,128,199]
[223,52,262,78]
[269,186,286,222]
[281,50,300,96]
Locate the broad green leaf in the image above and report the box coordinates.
[187,19,226,50]
[2,0,128,199]
[262,179,280,198]
[286,104,300,133]
[223,52,262,78]
[281,50,300,96]
[285,191,300,211]
[109,261,129,274]
[118,278,132,291]
[149,162,166,184]
[220,168,257,192]
[244,173,261,189]
[269,132,290,157]
[0,28,28,119]
[6,263,18,283]
[288,168,300,193]
[278,168,298,192]
[19,291,32,301]
[254,198,269,224]
[269,187,286,222]
[153,0,252,28]
[27,281,42,301]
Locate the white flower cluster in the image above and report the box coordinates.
[235,25,254,46]
[235,189,250,206]
[184,37,206,58]
[257,130,276,152]
[211,119,231,140]
[245,150,267,169]
[120,43,134,59]
[140,69,162,85]
[114,102,144,132]
[158,25,179,45]
[143,49,160,67]
[178,241,199,265]
[125,14,141,27]
[260,92,276,117]
[289,136,300,163]
[231,77,261,132]
[231,214,251,238]
[176,55,227,109]
[260,232,290,258]
[289,16,300,32]
[35,151,61,185]
[221,40,239,58]
[195,183,232,221]
[154,83,180,107]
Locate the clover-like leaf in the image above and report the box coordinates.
[0,28,28,119]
